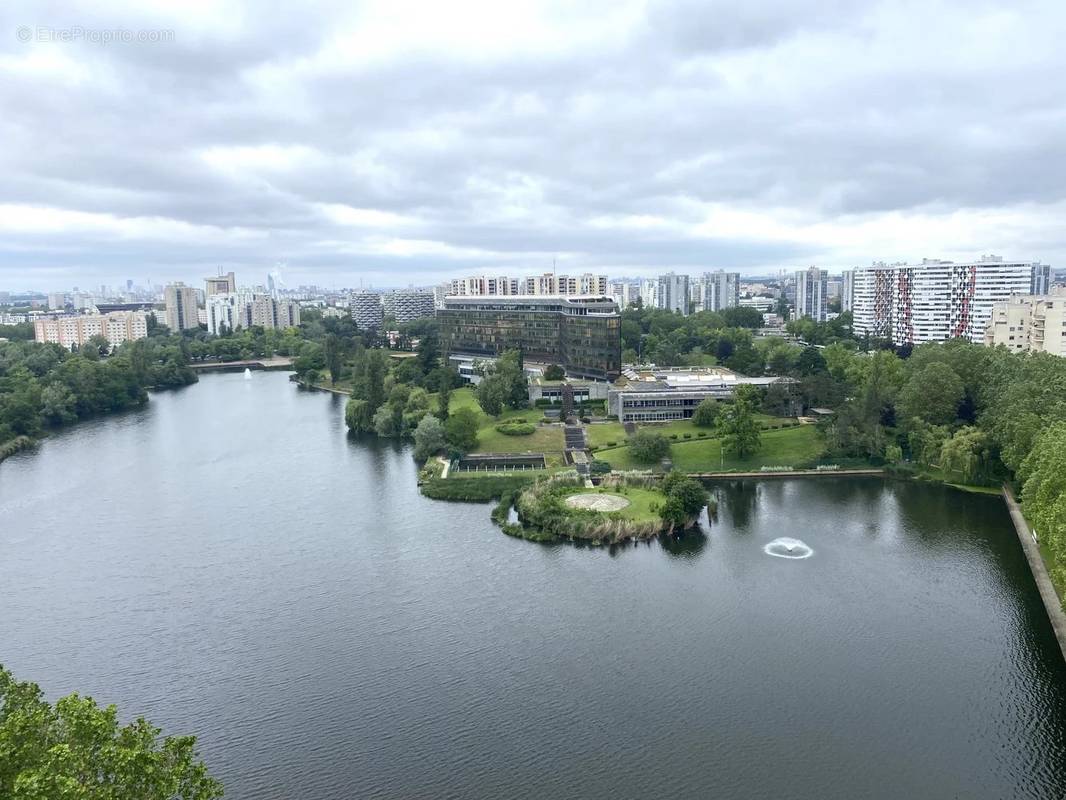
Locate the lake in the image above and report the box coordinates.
[1,371,1064,799]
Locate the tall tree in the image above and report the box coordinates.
[323,333,343,386]
[435,368,452,421]
[717,385,762,458]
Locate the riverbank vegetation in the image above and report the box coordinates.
[0,665,222,799]
[0,327,197,457]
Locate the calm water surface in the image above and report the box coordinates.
[2,372,1065,799]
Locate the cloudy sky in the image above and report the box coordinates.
[2,0,1065,291]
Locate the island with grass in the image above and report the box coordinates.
[492,470,712,544]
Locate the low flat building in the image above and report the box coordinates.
[607,365,793,422]
[528,377,610,405]
[439,295,621,381]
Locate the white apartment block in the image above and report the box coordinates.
[609,281,634,309]
[852,256,1049,345]
[382,290,435,323]
[696,270,740,312]
[34,311,150,350]
[206,291,301,334]
[447,273,608,298]
[841,270,855,313]
[794,267,828,322]
[639,279,658,309]
[657,273,689,314]
[350,290,384,330]
[984,289,1066,356]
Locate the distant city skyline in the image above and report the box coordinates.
[2,258,1054,295]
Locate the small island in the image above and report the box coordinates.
[496,471,712,544]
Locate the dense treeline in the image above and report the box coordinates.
[620,304,858,375]
[0,327,196,449]
[809,339,1066,593]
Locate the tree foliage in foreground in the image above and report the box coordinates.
[0,666,222,800]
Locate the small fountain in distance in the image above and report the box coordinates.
[243,367,252,380]
[763,537,813,559]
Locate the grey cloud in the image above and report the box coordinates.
[1,0,1064,289]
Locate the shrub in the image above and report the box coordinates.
[628,430,671,464]
[496,422,536,436]
[606,441,617,447]
[683,433,692,439]
[669,434,678,440]
[692,398,721,427]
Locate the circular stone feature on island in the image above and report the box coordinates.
[565,492,632,512]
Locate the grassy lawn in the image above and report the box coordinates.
[594,424,826,473]
[448,388,566,456]
[585,414,791,448]
[563,487,664,523]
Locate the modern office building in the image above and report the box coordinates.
[607,366,794,422]
[205,271,237,297]
[164,282,199,331]
[34,311,150,350]
[350,291,384,330]
[696,270,740,312]
[794,267,828,322]
[852,256,1050,345]
[438,295,621,381]
[984,289,1066,356]
[382,290,435,323]
[657,273,689,314]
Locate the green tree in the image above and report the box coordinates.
[39,382,77,425]
[543,364,565,381]
[716,385,762,458]
[323,333,343,386]
[0,665,222,800]
[444,407,479,453]
[1020,422,1066,592]
[416,332,440,375]
[413,414,447,461]
[435,368,452,421]
[897,362,964,426]
[661,471,709,518]
[940,426,993,483]
[475,374,506,416]
[691,398,721,427]
[628,430,671,464]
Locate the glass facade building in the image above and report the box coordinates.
[438,295,622,381]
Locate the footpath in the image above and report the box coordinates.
[1003,486,1066,664]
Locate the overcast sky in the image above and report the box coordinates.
[2,0,1065,291]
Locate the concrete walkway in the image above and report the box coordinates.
[688,468,885,479]
[1002,486,1066,664]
